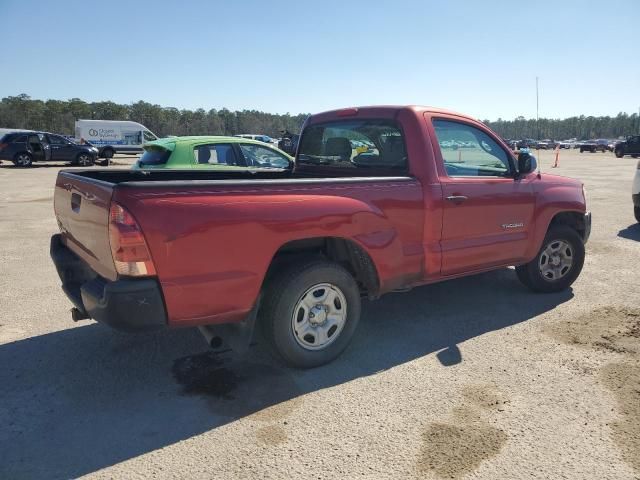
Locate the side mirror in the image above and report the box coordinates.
[517,151,537,175]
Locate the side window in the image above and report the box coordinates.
[13,134,27,143]
[239,144,290,168]
[433,119,512,177]
[143,130,157,142]
[193,144,239,165]
[48,135,69,145]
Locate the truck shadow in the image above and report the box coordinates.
[0,268,572,479]
[618,223,640,241]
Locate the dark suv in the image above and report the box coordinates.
[614,135,640,158]
[579,139,610,153]
[0,131,99,167]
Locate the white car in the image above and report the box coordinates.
[633,160,640,222]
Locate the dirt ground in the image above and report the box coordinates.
[0,149,638,479]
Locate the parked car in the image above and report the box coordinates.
[133,136,292,170]
[277,130,300,156]
[50,105,590,368]
[0,131,98,167]
[614,135,640,158]
[557,140,573,149]
[234,134,273,144]
[580,139,609,153]
[75,120,159,159]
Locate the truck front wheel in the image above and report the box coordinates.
[260,260,361,368]
[516,225,585,293]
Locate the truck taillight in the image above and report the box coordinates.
[0,143,7,151]
[108,203,156,276]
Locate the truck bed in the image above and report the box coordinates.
[53,167,423,328]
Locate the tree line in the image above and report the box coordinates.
[483,113,640,140]
[1,94,638,140]
[0,94,308,138]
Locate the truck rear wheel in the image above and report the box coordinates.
[101,148,114,159]
[516,225,585,293]
[260,260,361,368]
[615,150,624,158]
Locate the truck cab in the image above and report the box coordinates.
[615,135,640,158]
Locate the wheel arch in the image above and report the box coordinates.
[548,211,588,240]
[264,236,380,299]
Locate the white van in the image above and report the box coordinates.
[75,120,159,159]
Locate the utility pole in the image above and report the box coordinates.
[536,76,540,141]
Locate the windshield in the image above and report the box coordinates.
[239,143,290,168]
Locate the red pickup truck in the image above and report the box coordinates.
[51,106,590,368]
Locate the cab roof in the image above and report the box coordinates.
[309,105,477,123]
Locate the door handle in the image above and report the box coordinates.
[446,195,468,203]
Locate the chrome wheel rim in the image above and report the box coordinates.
[291,283,347,351]
[17,154,30,166]
[539,239,573,281]
[78,154,90,166]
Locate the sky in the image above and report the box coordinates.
[1,0,639,120]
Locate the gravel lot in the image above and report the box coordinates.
[0,150,638,480]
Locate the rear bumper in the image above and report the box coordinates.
[50,234,167,332]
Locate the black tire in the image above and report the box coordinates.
[515,225,585,293]
[615,150,624,158]
[580,148,584,153]
[635,206,640,223]
[101,148,114,159]
[75,152,95,166]
[260,259,361,368]
[13,152,33,167]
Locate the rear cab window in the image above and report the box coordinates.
[297,119,408,176]
[432,119,513,178]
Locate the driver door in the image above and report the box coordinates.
[47,134,73,161]
[432,119,536,275]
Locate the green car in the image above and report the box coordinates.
[133,136,293,170]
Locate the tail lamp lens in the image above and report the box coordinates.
[108,203,156,276]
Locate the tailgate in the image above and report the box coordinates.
[54,171,117,281]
